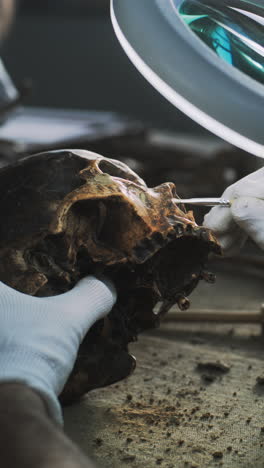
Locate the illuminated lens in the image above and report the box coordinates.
[176,0,264,85]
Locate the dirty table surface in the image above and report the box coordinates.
[64,258,264,468]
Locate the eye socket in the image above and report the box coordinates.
[70,196,149,255]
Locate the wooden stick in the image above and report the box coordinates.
[163,308,264,324]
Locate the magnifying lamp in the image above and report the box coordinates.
[111,0,264,158]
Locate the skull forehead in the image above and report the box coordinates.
[70,149,147,187]
[0,150,149,245]
[0,149,198,281]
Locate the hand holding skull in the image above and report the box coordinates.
[0,276,116,424]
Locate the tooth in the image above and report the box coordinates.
[201,271,216,283]
[177,295,190,311]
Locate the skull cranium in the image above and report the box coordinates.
[0,149,220,403]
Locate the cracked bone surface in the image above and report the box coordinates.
[0,149,220,403]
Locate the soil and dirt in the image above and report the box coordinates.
[64,257,264,468]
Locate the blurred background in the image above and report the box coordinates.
[0,0,261,201]
[1,0,209,131]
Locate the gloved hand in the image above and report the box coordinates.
[0,276,116,425]
[203,167,264,256]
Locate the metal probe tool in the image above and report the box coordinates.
[173,198,231,207]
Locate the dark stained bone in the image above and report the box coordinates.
[0,149,220,403]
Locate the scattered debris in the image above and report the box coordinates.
[200,413,214,420]
[196,361,230,374]
[94,438,103,447]
[212,451,223,459]
[256,376,264,385]
[66,304,264,467]
[201,373,216,384]
[190,337,206,345]
[121,455,136,463]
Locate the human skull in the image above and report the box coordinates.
[0,149,220,403]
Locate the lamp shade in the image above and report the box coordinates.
[111,0,264,157]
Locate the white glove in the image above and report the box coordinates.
[204,167,264,256]
[0,276,116,425]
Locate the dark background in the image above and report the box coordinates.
[0,0,209,134]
